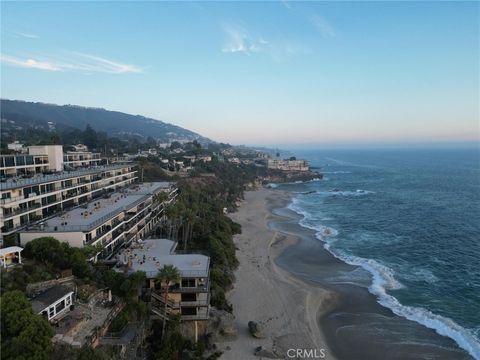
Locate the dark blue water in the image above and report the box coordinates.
[275,148,480,359]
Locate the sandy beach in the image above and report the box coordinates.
[218,188,337,360]
[217,187,471,360]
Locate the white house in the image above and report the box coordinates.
[0,246,23,268]
[31,285,75,322]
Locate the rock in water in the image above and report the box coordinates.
[248,321,265,339]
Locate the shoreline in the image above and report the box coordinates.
[220,187,472,360]
[219,188,337,359]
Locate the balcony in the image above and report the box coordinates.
[3,203,42,218]
[0,164,136,190]
[170,282,209,293]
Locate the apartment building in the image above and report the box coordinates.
[267,159,310,171]
[115,238,210,340]
[63,145,101,169]
[0,145,138,241]
[19,182,177,260]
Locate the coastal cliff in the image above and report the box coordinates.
[261,169,323,184]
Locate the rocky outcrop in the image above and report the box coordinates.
[207,308,238,343]
[248,321,265,339]
[254,346,283,359]
[261,170,322,184]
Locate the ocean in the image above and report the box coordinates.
[273,148,480,359]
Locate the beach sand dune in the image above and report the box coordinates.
[218,188,337,360]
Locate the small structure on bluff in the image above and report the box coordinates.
[30,285,75,322]
[267,159,309,171]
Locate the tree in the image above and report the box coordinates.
[1,290,54,360]
[155,265,181,340]
[83,124,98,149]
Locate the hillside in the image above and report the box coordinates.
[0,99,210,143]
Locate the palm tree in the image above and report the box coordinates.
[156,264,181,340]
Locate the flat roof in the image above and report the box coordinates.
[30,285,74,313]
[22,182,174,232]
[0,246,23,256]
[115,239,209,278]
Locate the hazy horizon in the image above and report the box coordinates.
[1,1,479,146]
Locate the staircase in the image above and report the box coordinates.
[151,291,177,320]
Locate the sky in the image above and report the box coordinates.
[1,1,479,147]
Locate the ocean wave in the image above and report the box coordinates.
[316,189,375,197]
[321,171,352,174]
[266,183,279,188]
[288,199,338,239]
[288,197,480,359]
[325,243,480,359]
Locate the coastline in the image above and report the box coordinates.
[219,188,337,359]
[220,187,473,360]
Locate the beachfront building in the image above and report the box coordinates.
[0,144,138,242]
[63,144,101,169]
[267,159,310,171]
[19,182,178,260]
[115,239,210,341]
[0,246,23,268]
[1,166,139,243]
[30,285,75,322]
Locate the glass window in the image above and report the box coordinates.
[16,156,25,166]
[4,157,14,167]
[25,156,34,165]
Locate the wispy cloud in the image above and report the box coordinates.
[14,32,39,39]
[69,53,143,74]
[0,52,144,74]
[0,54,62,71]
[220,22,309,62]
[221,23,262,55]
[281,0,292,10]
[309,14,335,38]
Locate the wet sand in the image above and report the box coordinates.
[219,188,337,360]
[221,187,471,360]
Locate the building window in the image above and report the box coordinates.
[181,279,196,288]
[181,307,197,316]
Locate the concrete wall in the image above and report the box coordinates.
[28,145,64,172]
[20,231,85,247]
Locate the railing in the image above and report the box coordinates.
[0,164,136,190]
[151,291,177,308]
[179,299,209,307]
[3,203,41,218]
[171,282,210,293]
[180,313,210,321]
[143,270,209,279]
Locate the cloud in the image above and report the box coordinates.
[221,23,263,55]
[309,14,335,38]
[220,22,310,62]
[0,52,143,74]
[281,0,292,10]
[14,32,39,39]
[0,54,62,71]
[69,53,143,74]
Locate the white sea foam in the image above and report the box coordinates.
[316,189,375,197]
[287,195,480,359]
[266,183,279,188]
[321,171,352,174]
[326,242,480,359]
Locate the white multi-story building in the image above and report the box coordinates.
[267,159,310,171]
[19,182,177,260]
[0,145,139,242]
[63,151,101,169]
